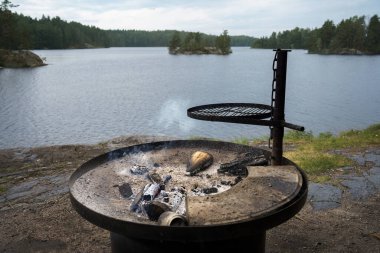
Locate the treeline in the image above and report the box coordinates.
[251,15,380,54]
[0,9,254,49]
[1,14,110,49]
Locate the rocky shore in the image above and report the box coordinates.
[169,47,231,55]
[0,49,46,68]
[0,135,379,252]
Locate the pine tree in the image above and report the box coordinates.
[215,30,231,54]
[0,0,18,49]
[168,31,181,53]
[366,15,380,53]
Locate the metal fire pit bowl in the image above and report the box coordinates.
[69,139,308,252]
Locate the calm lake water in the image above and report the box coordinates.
[1,47,379,149]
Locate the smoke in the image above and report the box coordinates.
[156,99,196,134]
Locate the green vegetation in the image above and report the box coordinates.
[0,1,252,50]
[248,123,380,179]
[251,15,380,55]
[232,137,250,145]
[168,30,232,55]
[283,123,380,176]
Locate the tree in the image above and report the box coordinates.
[0,0,18,11]
[366,15,380,53]
[168,31,181,52]
[215,30,231,54]
[0,0,18,49]
[332,16,366,51]
[319,20,336,49]
[182,32,203,51]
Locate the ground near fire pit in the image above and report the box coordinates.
[0,135,379,253]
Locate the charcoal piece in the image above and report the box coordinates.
[247,157,268,166]
[130,185,148,212]
[219,164,248,176]
[202,187,218,194]
[148,172,162,184]
[234,176,243,185]
[142,183,161,201]
[221,180,232,186]
[130,165,149,175]
[218,151,267,176]
[169,190,185,211]
[160,191,169,198]
[144,201,171,221]
[118,183,133,198]
[163,175,172,184]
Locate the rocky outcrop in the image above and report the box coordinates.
[0,49,46,68]
[308,48,374,55]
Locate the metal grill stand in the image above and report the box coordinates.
[187,49,304,165]
[186,49,307,252]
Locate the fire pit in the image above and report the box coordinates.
[70,140,307,252]
[69,49,308,252]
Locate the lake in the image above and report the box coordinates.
[0,47,379,149]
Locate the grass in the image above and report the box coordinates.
[232,136,251,145]
[189,124,380,179]
[283,123,380,177]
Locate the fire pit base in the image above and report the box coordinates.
[110,231,266,253]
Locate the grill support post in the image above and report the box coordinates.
[271,49,290,165]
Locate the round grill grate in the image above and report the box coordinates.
[187,103,272,121]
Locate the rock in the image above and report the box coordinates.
[186,150,213,176]
[0,49,46,68]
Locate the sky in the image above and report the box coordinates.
[12,0,380,37]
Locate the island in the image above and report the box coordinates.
[168,30,232,55]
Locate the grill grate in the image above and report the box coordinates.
[187,103,272,121]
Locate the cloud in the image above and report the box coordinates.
[14,0,380,37]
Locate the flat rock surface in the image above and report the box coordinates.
[0,137,379,252]
[0,49,46,68]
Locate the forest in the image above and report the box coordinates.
[251,15,380,54]
[0,1,253,50]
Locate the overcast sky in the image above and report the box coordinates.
[12,0,380,37]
